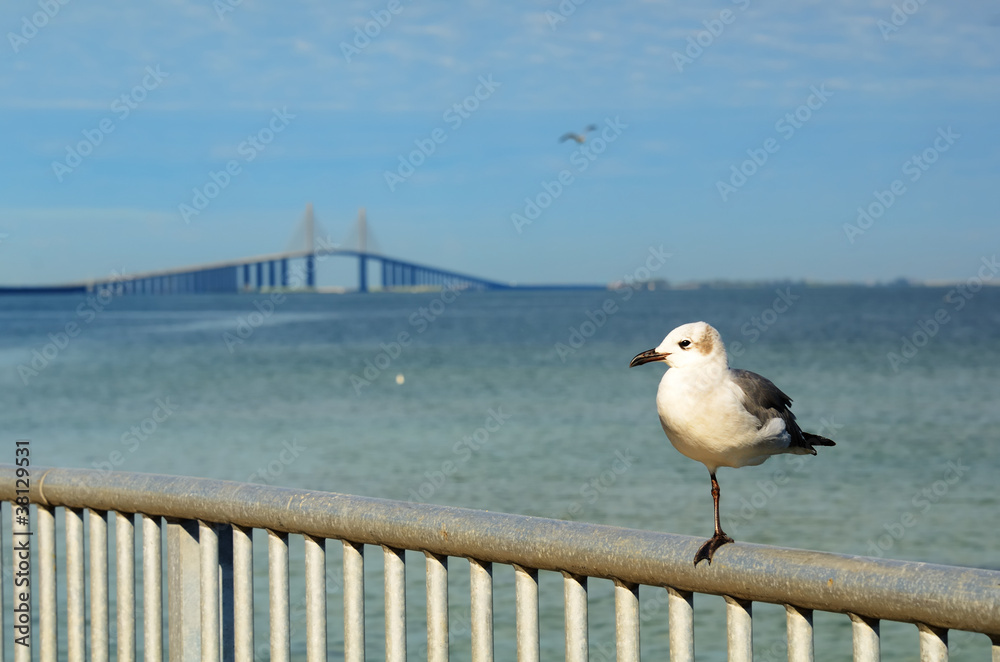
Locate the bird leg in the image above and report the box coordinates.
[694,472,734,566]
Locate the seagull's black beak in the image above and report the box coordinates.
[629,348,670,368]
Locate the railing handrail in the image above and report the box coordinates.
[3,464,998,638]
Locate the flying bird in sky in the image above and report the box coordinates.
[630,321,835,565]
[559,124,598,144]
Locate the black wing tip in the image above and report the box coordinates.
[805,434,836,448]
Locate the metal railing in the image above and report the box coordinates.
[1,464,998,661]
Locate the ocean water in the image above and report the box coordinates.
[1,286,998,660]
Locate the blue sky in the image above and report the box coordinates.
[1,0,998,287]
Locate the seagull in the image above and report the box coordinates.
[629,321,835,565]
[559,124,598,144]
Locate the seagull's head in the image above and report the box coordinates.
[629,321,726,370]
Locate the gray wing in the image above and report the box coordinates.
[729,368,816,452]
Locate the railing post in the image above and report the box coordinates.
[425,553,448,662]
[305,535,327,662]
[343,541,365,662]
[200,521,220,662]
[384,546,407,662]
[917,624,948,662]
[142,515,163,662]
[168,519,201,662]
[116,512,136,662]
[66,508,85,662]
[563,572,588,662]
[90,509,109,662]
[725,596,753,662]
[269,530,290,662]
[514,566,539,662]
[786,605,814,662]
[667,587,694,662]
[850,613,880,662]
[38,505,57,662]
[614,581,639,662]
[470,559,494,662]
[232,526,253,662]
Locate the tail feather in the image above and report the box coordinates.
[805,433,836,448]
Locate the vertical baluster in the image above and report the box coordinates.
[38,505,58,662]
[232,526,254,662]
[305,535,327,662]
[343,541,365,662]
[425,553,449,662]
[563,573,588,662]
[383,546,407,662]
[200,521,220,662]
[142,515,163,662]
[614,581,639,662]
[470,559,494,662]
[667,588,694,662]
[514,566,539,662]
[725,597,752,662]
[269,530,290,662]
[117,512,136,662]
[90,509,109,662]
[917,624,948,662]
[850,614,880,662]
[786,605,814,662]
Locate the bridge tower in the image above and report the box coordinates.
[304,202,316,288]
[357,208,368,293]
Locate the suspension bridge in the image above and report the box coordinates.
[2,206,528,295]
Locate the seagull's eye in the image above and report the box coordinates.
[679,339,692,349]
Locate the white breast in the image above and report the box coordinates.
[654,366,790,472]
